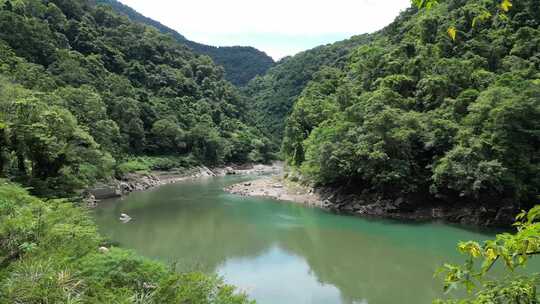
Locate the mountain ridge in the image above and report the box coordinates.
[94,0,275,86]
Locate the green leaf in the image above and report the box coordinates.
[500,0,512,12]
[412,0,438,9]
[472,10,492,28]
[447,27,457,41]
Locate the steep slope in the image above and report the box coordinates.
[0,0,272,196]
[281,0,540,224]
[244,33,374,143]
[94,0,275,86]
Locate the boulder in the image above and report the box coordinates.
[88,184,122,199]
[84,194,98,208]
[119,181,133,194]
[119,213,132,223]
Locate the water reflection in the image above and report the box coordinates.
[94,176,495,304]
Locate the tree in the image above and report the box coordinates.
[432,83,540,203]
[54,86,107,128]
[189,116,228,165]
[150,119,186,154]
[0,79,113,195]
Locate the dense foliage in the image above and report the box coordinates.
[0,0,273,196]
[436,206,540,303]
[281,0,540,210]
[190,44,275,87]
[0,181,252,303]
[95,0,275,86]
[244,34,373,143]
[93,0,187,41]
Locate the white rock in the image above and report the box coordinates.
[119,213,132,223]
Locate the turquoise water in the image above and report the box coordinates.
[94,176,506,304]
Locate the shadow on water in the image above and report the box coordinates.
[93,176,537,304]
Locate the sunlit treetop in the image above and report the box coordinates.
[412,0,513,40]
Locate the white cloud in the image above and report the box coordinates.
[118,0,411,59]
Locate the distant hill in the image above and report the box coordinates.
[190,44,275,87]
[94,0,274,86]
[244,33,373,143]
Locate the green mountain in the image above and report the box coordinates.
[0,0,272,196]
[274,0,539,211]
[189,44,274,87]
[94,0,275,86]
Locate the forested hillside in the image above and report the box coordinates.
[244,34,373,143]
[0,0,272,196]
[95,0,275,86]
[280,0,539,213]
[92,0,187,41]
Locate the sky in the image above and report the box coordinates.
[118,0,411,60]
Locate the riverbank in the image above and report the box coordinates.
[85,163,282,206]
[225,177,323,207]
[224,175,518,227]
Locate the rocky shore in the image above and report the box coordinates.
[225,177,322,207]
[85,163,281,207]
[224,175,518,227]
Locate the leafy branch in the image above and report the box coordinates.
[436,206,540,303]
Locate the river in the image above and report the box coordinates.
[94,175,499,304]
